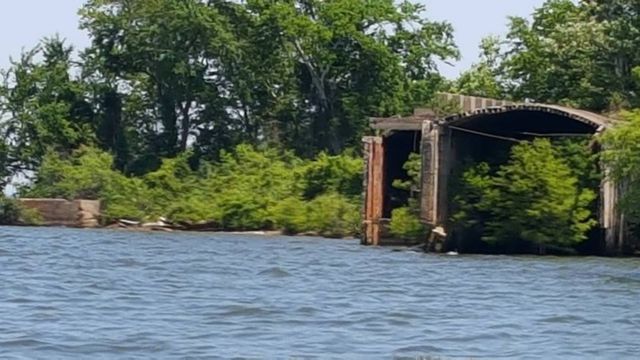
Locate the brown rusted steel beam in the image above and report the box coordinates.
[362,137,385,246]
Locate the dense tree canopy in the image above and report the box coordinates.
[447,0,640,112]
[0,0,459,185]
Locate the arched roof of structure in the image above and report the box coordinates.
[442,103,615,131]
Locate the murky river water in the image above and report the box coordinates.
[1,227,639,359]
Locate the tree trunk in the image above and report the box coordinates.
[158,86,178,157]
[179,101,191,151]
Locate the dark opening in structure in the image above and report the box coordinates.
[383,130,421,218]
[446,109,603,254]
[450,110,598,137]
[448,110,599,170]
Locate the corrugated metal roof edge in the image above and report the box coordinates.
[442,103,614,130]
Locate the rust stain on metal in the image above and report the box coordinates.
[362,137,385,246]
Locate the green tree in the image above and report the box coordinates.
[588,0,640,109]
[77,0,458,162]
[451,36,504,98]
[501,0,610,109]
[246,0,458,155]
[0,37,95,183]
[484,139,596,249]
[601,111,640,233]
[450,161,493,235]
[452,139,597,252]
[389,153,425,239]
[80,0,242,164]
[489,0,640,111]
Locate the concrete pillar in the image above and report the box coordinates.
[362,137,385,246]
[601,175,626,255]
[420,120,438,224]
[420,121,452,227]
[436,125,453,225]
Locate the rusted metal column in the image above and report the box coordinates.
[362,136,385,246]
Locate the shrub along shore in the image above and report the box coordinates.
[2,145,363,239]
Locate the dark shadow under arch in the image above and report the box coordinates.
[443,104,612,137]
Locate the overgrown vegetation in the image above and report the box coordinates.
[389,153,426,240]
[0,197,42,226]
[21,145,362,237]
[450,139,599,253]
[601,111,640,238]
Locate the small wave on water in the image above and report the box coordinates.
[604,273,640,286]
[6,297,35,304]
[257,266,291,278]
[0,338,51,348]
[113,257,144,268]
[538,314,600,325]
[219,304,281,317]
[295,306,318,315]
[392,345,444,359]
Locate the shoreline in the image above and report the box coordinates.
[3,223,639,256]
[5,222,357,240]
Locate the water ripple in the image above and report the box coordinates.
[257,267,291,278]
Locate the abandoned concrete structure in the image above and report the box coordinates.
[362,93,627,254]
[19,199,101,228]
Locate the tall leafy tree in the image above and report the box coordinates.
[452,140,597,252]
[80,0,241,161]
[500,0,610,109]
[588,0,640,108]
[78,0,458,160]
[249,0,458,154]
[450,36,504,98]
[0,37,95,184]
[489,0,640,111]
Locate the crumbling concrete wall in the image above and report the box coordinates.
[18,199,101,227]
